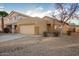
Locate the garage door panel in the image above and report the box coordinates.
[20,25,35,34]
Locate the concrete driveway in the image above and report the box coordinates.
[0,33,26,42]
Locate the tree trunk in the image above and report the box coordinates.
[52,19,55,32]
[60,25,63,36]
[60,23,65,36]
[1,16,4,32]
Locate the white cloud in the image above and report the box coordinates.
[25,6,52,18]
[0,6,5,11]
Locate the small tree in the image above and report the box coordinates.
[52,3,78,35]
[0,11,8,32]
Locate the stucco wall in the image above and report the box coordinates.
[16,17,47,35]
[75,27,79,33]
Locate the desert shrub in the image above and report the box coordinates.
[43,32,48,37]
[66,30,71,35]
[53,31,60,37]
[73,28,75,32]
[0,31,2,33]
[3,28,10,33]
[43,30,60,37]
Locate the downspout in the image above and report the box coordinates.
[1,16,4,32]
[12,23,15,34]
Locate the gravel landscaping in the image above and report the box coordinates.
[0,33,79,56]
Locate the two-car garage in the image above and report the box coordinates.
[16,17,47,35]
[19,25,35,35]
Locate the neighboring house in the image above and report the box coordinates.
[69,23,79,33]
[75,25,79,33]
[69,23,76,32]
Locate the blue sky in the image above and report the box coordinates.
[1,3,54,12]
[0,3,55,17]
[0,3,79,25]
[1,3,56,18]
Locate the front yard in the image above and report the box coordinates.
[0,33,79,56]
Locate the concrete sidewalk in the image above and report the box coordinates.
[0,33,26,42]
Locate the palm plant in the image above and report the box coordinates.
[0,11,8,32]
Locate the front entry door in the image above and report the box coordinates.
[47,24,51,32]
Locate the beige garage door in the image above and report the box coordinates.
[76,27,79,32]
[20,25,35,34]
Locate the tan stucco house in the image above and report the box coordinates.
[43,16,70,34]
[16,17,47,35]
[6,11,47,34]
[4,11,70,35]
